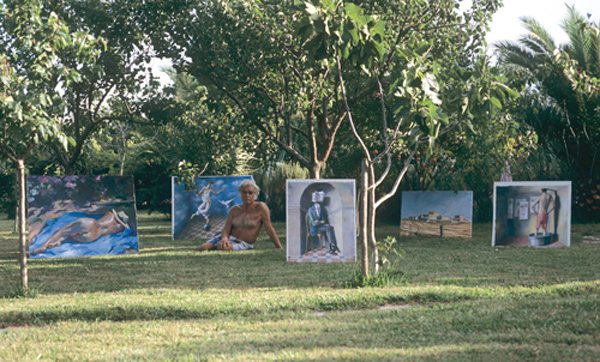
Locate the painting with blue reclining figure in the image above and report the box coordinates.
[27,175,139,258]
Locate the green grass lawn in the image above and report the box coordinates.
[0,214,599,361]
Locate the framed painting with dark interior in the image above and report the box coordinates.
[172,175,252,240]
[286,179,356,262]
[493,181,572,247]
[27,175,139,258]
[400,191,473,238]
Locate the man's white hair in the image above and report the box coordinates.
[238,179,260,200]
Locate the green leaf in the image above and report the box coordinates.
[372,40,385,60]
[305,1,319,15]
[344,3,363,23]
[371,20,386,38]
[489,96,502,109]
[414,42,431,56]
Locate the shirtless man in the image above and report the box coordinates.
[532,188,556,236]
[199,179,282,251]
[31,209,129,255]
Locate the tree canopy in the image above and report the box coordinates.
[151,0,502,179]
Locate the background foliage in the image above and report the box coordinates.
[0,1,598,225]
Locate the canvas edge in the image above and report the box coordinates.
[285,179,291,262]
[171,176,176,240]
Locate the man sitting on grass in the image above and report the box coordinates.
[199,179,283,251]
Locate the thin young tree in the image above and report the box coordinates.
[0,0,102,291]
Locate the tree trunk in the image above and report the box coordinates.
[368,177,379,274]
[119,132,126,176]
[309,163,321,179]
[13,172,18,233]
[360,159,369,277]
[119,151,125,176]
[17,159,28,291]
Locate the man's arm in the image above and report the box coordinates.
[259,203,283,249]
[218,207,236,250]
[532,197,540,214]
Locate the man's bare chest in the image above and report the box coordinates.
[232,212,261,229]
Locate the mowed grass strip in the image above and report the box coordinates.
[0,214,599,361]
[1,297,598,361]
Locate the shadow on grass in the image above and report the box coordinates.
[2,220,600,297]
[0,242,362,295]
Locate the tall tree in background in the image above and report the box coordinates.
[495,5,600,220]
[0,0,102,290]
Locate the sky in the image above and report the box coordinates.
[150,1,599,85]
[483,0,598,49]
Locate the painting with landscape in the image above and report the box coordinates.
[172,175,252,240]
[493,181,572,247]
[286,179,356,263]
[27,175,139,258]
[400,191,473,238]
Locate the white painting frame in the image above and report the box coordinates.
[286,179,357,262]
[493,181,572,247]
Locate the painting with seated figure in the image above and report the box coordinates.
[286,179,356,263]
[400,191,473,238]
[493,181,571,247]
[27,175,139,258]
[172,175,252,240]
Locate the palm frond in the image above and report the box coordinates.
[495,40,542,71]
[519,34,553,57]
[520,16,557,54]
[561,5,590,71]
[588,24,600,78]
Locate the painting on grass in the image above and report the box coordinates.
[400,191,473,238]
[493,181,571,247]
[27,175,139,258]
[286,179,356,262]
[172,175,253,240]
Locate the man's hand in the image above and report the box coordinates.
[217,239,231,250]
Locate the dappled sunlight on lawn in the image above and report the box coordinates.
[1,216,599,360]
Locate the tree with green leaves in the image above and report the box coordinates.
[495,5,600,220]
[0,0,102,290]
[152,0,368,178]
[291,0,509,275]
